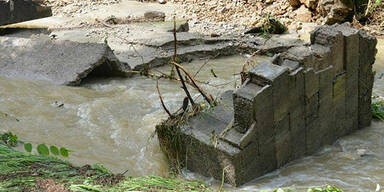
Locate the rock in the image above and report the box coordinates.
[357,149,374,157]
[166,21,190,32]
[144,11,166,21]
[288,0,302,7]
[300,0,319,9]
[0,0,52,26]
[317,0,353,24]
[245,16,287,34]
[0,37,131,85]
[294,5,312,22]
[211,32,220,37]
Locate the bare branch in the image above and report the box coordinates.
[172,16,195,106]
[171,61,214,105]
[156,79,173,118]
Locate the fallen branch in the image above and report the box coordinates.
[172,16,195,106]
[171,62,214,105]
[156,79,173,118]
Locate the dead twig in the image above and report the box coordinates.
[193,53,220,78]
[156,79,173,118]
[172,16,195,106]
[171,61,214,105]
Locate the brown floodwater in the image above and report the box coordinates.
[1,38,384,192]
[0,55,267,176]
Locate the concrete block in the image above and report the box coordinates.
[335,24,360,75]
[282,59,300,72]
[249,61,289,86]
[317,66,334,99]
[272,69,291,123]
[359,31,378,66]
[305,92,319,124]
[358,31,376,129]
[233,83,263,133]
[310,25,345,75]
[311,44,332,71]
[359,71,374,128]
[304,69,319,99]
[333,74,347,138]
[257,137,277,175]
[253,85,274,143]
[289,67,305,107]
[283,46,314,69]
[290,106,306,159]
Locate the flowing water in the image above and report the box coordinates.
[1,37,384,191]
[0,55,267,176]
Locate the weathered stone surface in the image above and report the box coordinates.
[0,37,130,85]
[333,74,347,138]
[317,0,353,24]
[275,114,292,167]
[233,83,261,133]
[281,45,313,69]
[0,0,52,26]
[157,25,377,186]
[294,5,312,22]
[311,25,345,75]
[144,11,165,21]
[300,0,319,9]
[335,24,360,133]
[253,85,274,143]
[249,61,289,86]
[311,44,332,71]
[282,59,300,71]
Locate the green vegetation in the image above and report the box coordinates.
[0,132,18,147]
[0,142,346,191]
[0,143,213,192]
[0,132,71,157]
[245,14,287,37]
[372,99,384,120]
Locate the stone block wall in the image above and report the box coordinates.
[157,24,377,187]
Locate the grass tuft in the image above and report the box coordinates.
[372,99,384,120]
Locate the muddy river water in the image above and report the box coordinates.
[0,39,384,191]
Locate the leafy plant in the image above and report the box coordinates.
[50,145,60,156]
[0,132,18,147]
[1,132,71,157]
[37,144,50,156]
[60,147,70,157]
[24,143,32,152]
[372,99,384,120]
[308,185,343,192]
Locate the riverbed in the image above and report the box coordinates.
[0,39,383,191]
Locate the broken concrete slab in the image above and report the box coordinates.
[0,37,130,85]
[0,0,51,26]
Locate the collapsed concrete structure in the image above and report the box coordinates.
[0,37,131,85]
[0,0,51,26]
[157,24,377,186]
